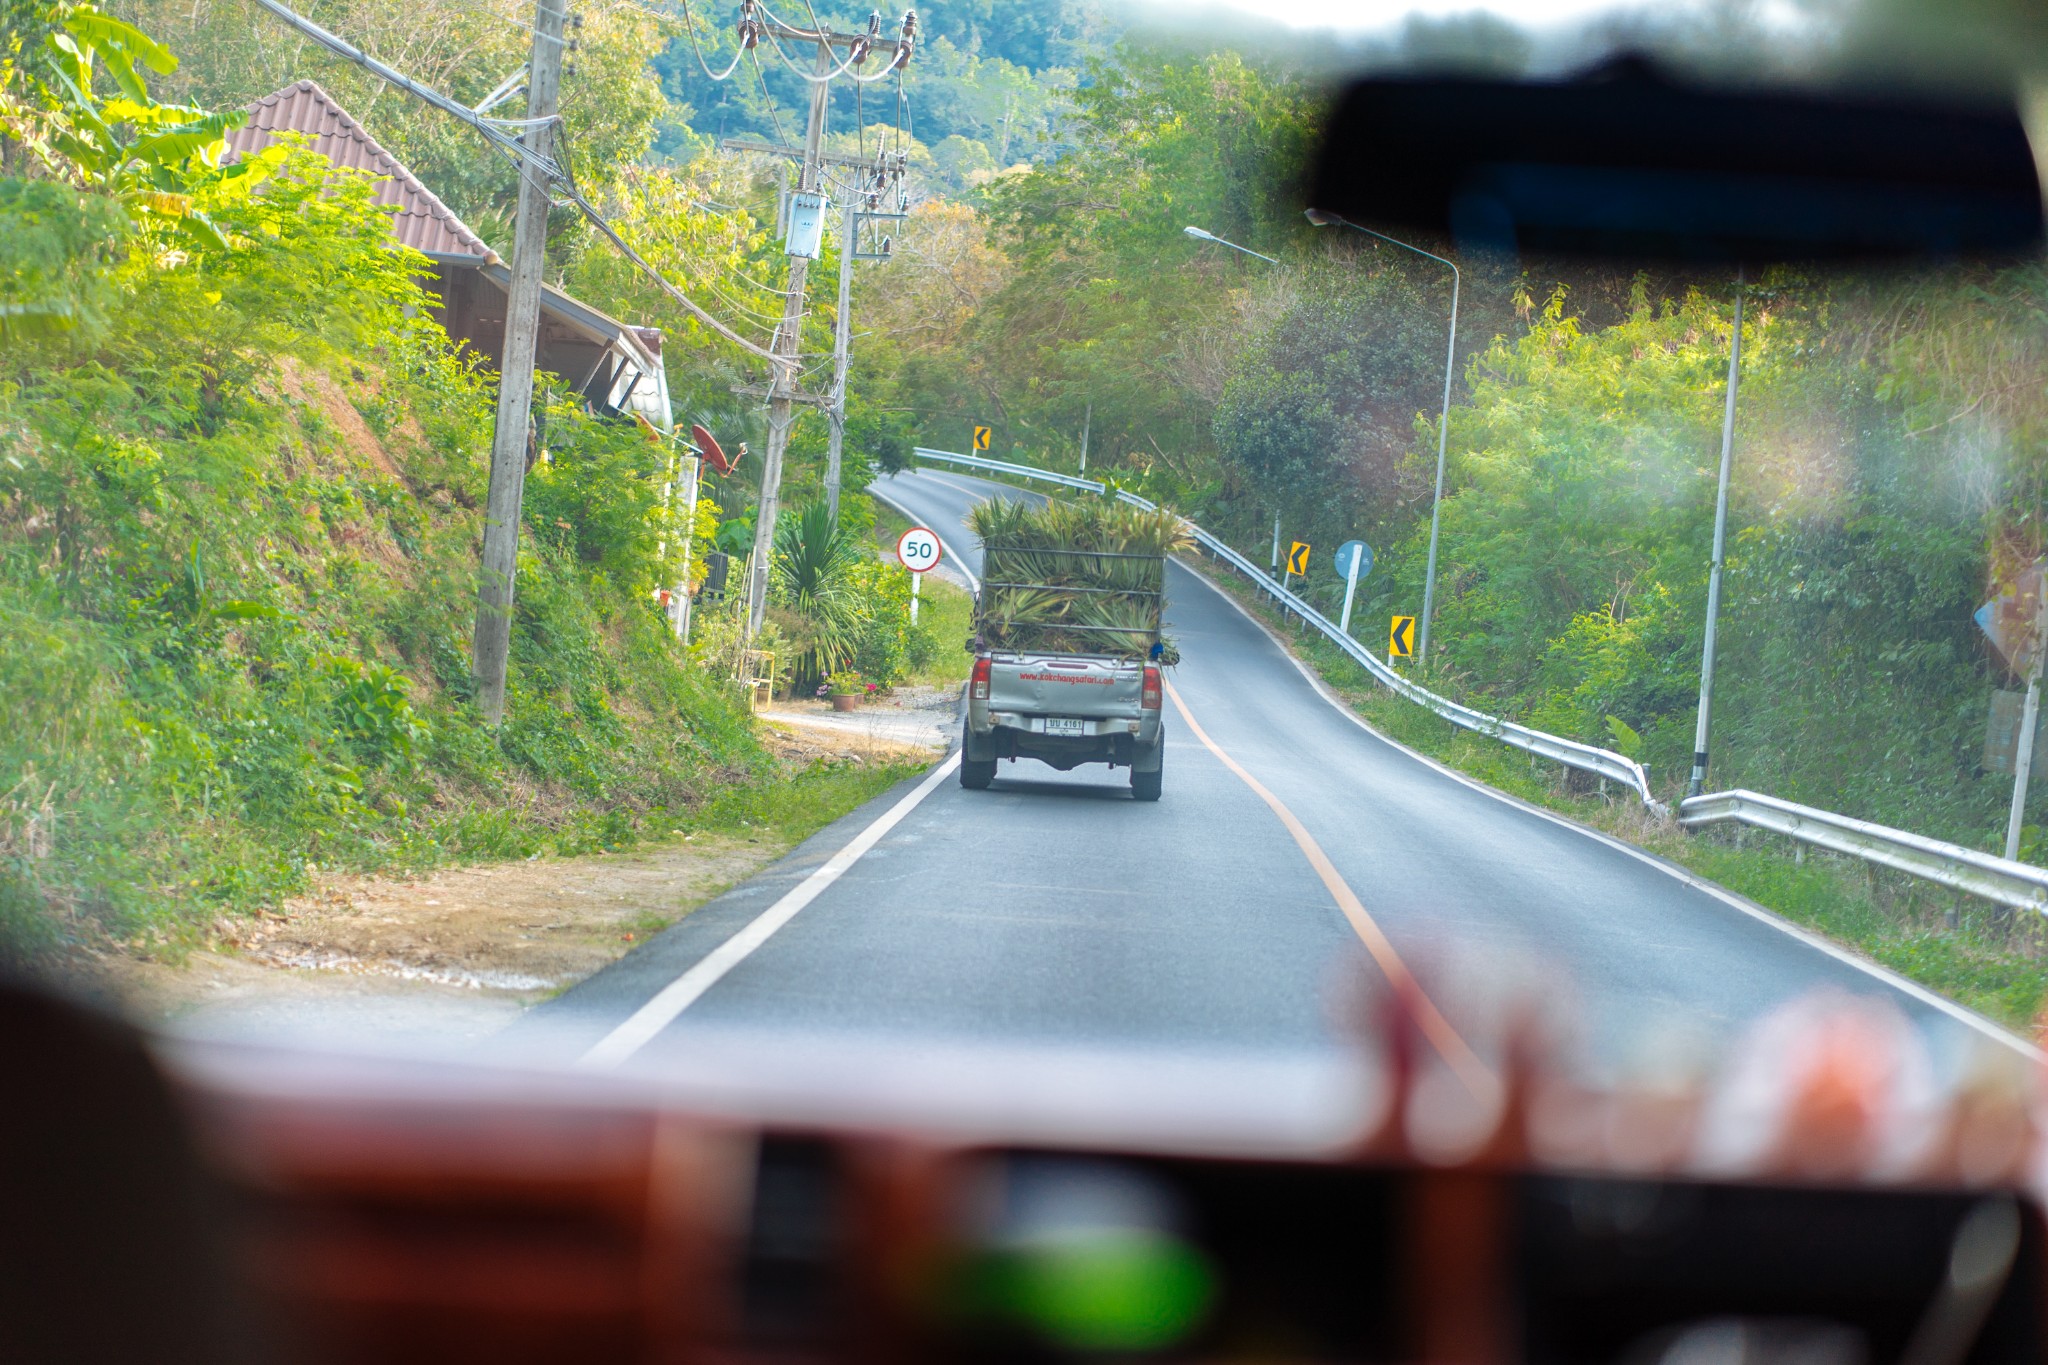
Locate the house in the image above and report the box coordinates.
[226,80,672,433]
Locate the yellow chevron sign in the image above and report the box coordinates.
[973,426,992,451]
[1389,615,1416,658]
[1286,541,1310,576]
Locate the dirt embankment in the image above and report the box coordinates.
[112,834,774,1047]
[110,710,945,1049]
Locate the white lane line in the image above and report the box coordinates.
[868,481,981,593]
[1173,558,2042,1061]
[577,753,964,1069]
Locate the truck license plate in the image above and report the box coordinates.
[1044,717,1088,737]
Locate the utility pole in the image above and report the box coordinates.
[1688,271,1745,799]
[824,196,855,518]
[2006,592,2046,860]
[723,12,916,639]
[742,41,829,641]
[470,0,567,725]
[1078,401,1090,475]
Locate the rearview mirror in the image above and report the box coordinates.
[1308,59,2044,264]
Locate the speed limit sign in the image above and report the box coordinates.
[896,526,942,573]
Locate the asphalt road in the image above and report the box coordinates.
[525,468,2017,1099]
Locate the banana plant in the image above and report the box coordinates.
[19,2,240,253]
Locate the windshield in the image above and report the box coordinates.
[4,0,2046,1172]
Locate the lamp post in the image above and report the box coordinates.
[1185,225,1285,578]
[1304,209,1459,668]
[1688,271,1744,799]
[1183,224,1280,265]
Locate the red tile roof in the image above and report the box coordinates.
[227,79,497,260]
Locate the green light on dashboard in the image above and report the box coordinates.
[970,1231,1216,1353]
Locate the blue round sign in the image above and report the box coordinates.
[1333,540,1373,580]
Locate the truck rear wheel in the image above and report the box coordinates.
[960,723,996,790]
[1130,751,1163,802]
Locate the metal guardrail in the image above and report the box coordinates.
[906,455,2048,913]
[1161,502,1663,812]
[904,453,1659,808]
[1679,790,2048,915]
[911,447,1106,494]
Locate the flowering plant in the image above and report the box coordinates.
[826,670,866,696]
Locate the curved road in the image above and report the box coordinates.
[526,468,2017,1104]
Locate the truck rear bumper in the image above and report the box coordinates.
[965,708,1162,771]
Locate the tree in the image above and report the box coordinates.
[115,0,668,229]
[1213,259,1444,533]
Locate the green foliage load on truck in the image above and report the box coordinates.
[968,498,1190,662]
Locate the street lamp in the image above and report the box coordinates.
[1183,224,1280,265]
[1184,224,1284,570]
[1688,270,1744,799]
[1305,208,1459,667]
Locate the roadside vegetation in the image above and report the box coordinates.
[0,4,918,970]
[870,503,974,690]
[1198,567,2048,1032]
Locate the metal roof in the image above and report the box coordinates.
[227,80,497,261]
[229,80,671,432]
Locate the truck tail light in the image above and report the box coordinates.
[1141,666,1162,710]
[971,656,991,701]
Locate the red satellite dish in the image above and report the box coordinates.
[693,424,741,476]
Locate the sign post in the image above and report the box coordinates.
[1978,563,2046,861]
[1333,540,1373,638]
[2010,662,2041,860]
[896,526,943,626]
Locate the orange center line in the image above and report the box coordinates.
[1164,676,1493,1096]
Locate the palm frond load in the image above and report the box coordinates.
[968,498,1189,662]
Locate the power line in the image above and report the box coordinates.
[749,48,795,153]
[553,121,786,364]
[609,0,750,80]
[247,0,782,368]
[248,0,562,174]
[436,0,571,45]
[748,0,914,83]
[787,0,826,39]
[730,265,795,296]
[755,23,903,83]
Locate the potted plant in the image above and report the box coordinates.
[824,670,866,712]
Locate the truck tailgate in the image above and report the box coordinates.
[987,654,1144,717]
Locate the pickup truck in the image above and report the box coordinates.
[960,539,1167,800]
[962,650,1165,799]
